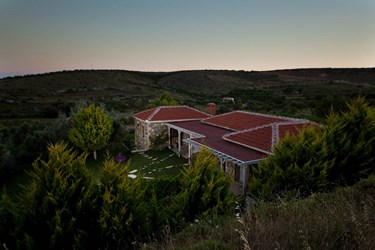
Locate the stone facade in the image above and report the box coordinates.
[134,118,168,150]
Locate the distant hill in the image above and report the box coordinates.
[1,68,374,119]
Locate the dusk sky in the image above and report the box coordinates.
[0,0,374,78]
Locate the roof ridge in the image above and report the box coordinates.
[271,123,279,147]
[235,110,304,122]
[223,120,312,138]
[202,110,309,131]
[144,105,209,121]
[202,110,239,122]
[201,110,241,131]
[223,120,314,154]
[223,122,275,138]
[133,107,157,119]
[147,106,162,121]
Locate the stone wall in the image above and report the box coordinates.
[134,119,148,150]
[134,119,168,150]
[147,122,168,150]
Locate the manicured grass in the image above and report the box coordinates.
[84,149,188,180]
[129,150,188,178]
[3,149,187,198]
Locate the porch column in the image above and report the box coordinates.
[178,130,181,157]
[188,143,192,163]
[167,126,171,149]
[242,165,246,195]
[219,157,224,171]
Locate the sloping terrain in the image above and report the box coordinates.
[1,68,374,119]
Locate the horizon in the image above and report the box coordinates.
[1,0,374,78]
[2,66,375,80]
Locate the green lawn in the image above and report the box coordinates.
[80,149,188,181]
[3,149,188,198]
[128,150,188,178]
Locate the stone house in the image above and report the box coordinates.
[133,106,210,151]
[133,105,318,194]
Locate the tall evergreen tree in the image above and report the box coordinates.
[68,104,113,160]
[98,158,149,248]
[174,148,235,222]
[15,143,100,249]
[250,97,375,200]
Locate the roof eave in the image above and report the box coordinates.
[223,137,272,155]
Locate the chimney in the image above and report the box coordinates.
[207,103,216,116]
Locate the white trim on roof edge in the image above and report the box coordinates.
[134,105,210,121]
[201,110,308,131]
[185,138,264,166]
[222,120,312,138]
[202,110,307,123]
[166,123,205,138]
[223,137,273,155]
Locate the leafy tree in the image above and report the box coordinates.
[146,91,179,108]
[69,104,113,160]
[174,148,235,222]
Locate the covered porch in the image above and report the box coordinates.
[166,123,202,159]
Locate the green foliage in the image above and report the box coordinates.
[323,97,375,184]
[250,126,331,199]
[9,114,70,157]
[174,148,235,222]
[15,143,99,249]
[0,144,238,248]
[69,104,113,159]
[110,118,134,154]
[250,97,375,200]
[147,91,179,109]
[149,131,168,150]
[98,158,149,248]
[0,191,16,248]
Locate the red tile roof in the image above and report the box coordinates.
[135,105,320,163]
[169,120,266,163]
[202,111,295,131]
[133,106,210,122]
[224,122,316,154]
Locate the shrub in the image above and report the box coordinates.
[98,158,150,248]
[14,143,99,249]
[173,148,235,223]
[250,97,375,200]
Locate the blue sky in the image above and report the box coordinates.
[0,0,374,77]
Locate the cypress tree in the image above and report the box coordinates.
[175,148,235,222]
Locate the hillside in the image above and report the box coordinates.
[1,68,375,119]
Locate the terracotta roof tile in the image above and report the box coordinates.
[202,111,294,131]
[169,120,266,162]
[133,106,210,122]
[224,122,316,154]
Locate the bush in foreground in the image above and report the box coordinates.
[148,175,375,250]
[250,97,375,200]
[0,144,235,249]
